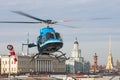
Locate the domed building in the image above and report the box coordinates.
[66,38,90,73]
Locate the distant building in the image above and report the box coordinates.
[106,37,114,71]
[0,55,66,74]
[116,60,120,68]
[90,53,99,73]
[0,55,34,74]
[0,55,17,74]
[115,59,120,72]
[17,56,34,74]
[66,38,90,73]
[34,55,66,73]
[106,53,114,70]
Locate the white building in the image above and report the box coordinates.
[66,38,90,73]
[0,55,18,74]
[0,55,34,74]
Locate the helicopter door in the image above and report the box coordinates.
[46,32,54,40]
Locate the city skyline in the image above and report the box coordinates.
[0,0,120,65]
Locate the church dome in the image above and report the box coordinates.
[74,40,78,44]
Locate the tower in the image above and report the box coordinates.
[106,36,114,70]
[94,53,98,70]
[91,53,99,73]
[66,38,89,73]
[71,38,81,58]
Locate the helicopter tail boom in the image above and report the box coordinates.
[28,43,37,48]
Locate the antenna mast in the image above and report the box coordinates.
[22,32,30,56]
[27,32,29,55]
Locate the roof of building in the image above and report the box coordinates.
[74,37,78,44]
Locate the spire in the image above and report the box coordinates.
[109,36,112,54]
[95,53,97,56]
[106,36,114,70]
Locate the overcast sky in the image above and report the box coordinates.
[0,0,120,65]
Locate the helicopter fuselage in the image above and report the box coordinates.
[37,27,63,54]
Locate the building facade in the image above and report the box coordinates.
[0,55,66,74]
[34,55,66,73]
[0,55,18,74]
[17,56,34,74]
[66,38,90,73]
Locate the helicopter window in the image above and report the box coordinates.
[37,36,43,44]
[46,32,54,40]
[55,32,61,39]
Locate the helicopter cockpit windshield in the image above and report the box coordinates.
[46,32,54,40]
[37,32,62,45]
[46,32,62,41]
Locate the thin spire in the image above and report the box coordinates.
[106,35,114,70]
[95,53,97,56]
[75,37,77,41]
[109,36,112,54]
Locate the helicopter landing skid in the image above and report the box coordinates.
[49,51,70,62]
[30,51,69,62]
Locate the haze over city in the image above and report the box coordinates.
[0,0,120,65]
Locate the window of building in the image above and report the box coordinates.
[5,61,7,64]
[12,61,13,64]
[12,68,13,71]
[14,68,16,71]
[14,61,17,64]
[5,68,7,72]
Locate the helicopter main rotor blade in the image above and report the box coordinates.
[57,20,79,22]
[12,11,45,22]
[57,18,111,22]
[0,21,42,23]
[55,23,78,28]
[90,17,112,20]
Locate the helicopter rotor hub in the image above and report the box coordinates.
[44,20,57,24]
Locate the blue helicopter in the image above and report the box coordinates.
[0,11,69,60]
